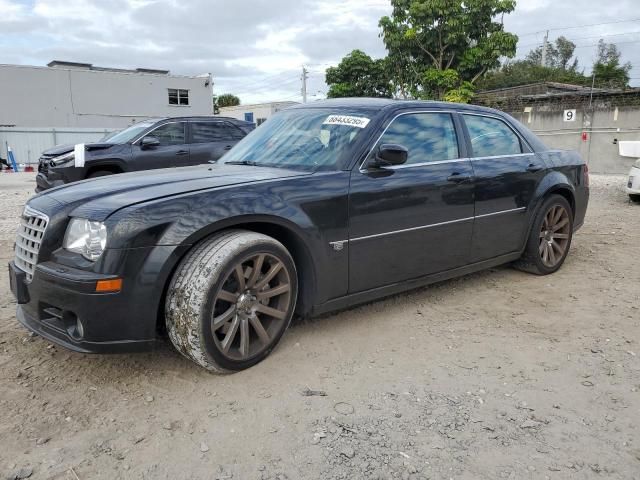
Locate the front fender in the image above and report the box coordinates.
[104,172,351,305]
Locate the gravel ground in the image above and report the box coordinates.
[0,173,639,480]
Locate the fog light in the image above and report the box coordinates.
[74,317,84,339]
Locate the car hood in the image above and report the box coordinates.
[31,164,311,221]
[42,142,118,157]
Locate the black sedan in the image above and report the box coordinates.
[9,99,589,372]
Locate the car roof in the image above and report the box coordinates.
[288,98,507,117]
[154,116,251,123]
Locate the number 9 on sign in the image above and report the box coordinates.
[564,109,576,122]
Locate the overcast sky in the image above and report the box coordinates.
[1,0,639,104]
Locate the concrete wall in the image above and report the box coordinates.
[0,64,213,128]
[509,106,640,174]
[219,102,298,124]
[1,127,117,165]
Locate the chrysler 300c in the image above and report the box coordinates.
[9,99,589,372]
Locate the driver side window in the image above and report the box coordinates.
[374,113,459,165]
[147,123,186,146]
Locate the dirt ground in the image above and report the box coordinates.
[0,173,639,480]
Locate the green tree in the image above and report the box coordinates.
[325,50,393,98]
[479,36,590,90]
[216,94,241,107]
[379,0,518,101]
[478,61,590,90]
[592,39,631,89]
[525,36,578,70]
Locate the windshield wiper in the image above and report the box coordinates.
[224,160,262,166]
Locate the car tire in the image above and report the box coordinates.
[630,194,640,203]
[88,170,114,178]
[514,194,574,275]
[165,230,298,373]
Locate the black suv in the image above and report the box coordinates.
[35,116,254,192]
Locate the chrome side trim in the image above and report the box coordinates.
[470,153,534,161]
[384,157,470,169]
[351,216,474,242]
[347,206,527,243]
[475,207,526,218]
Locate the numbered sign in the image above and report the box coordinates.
[564,109,577,122]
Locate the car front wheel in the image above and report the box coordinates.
[165,230,297,373]
[514,194,574,275]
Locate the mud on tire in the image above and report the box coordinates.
[165,230,298,373]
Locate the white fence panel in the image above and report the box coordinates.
[0,127,116,165]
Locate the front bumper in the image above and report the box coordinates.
[9,260,158,353]
[35,163,86,192]
[627,166,640,194]
[35,172,65,192]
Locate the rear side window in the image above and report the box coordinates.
[463,115,522,157]
[374,112,459,165]
[191,122,244,143]
[148,122,185,146]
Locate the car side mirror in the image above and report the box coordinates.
[140,136,160,149]
[371,144,408,168]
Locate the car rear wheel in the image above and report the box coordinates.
[514,194,574,275]
[165,230,297,373]
[630,194,640,203]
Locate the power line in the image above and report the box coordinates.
[518,17,640,37]
[233,76,301,94]
[223,71,298,91]
[517,31,640,50]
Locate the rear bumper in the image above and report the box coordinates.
[9,259,160,353]
[627,166,640,194]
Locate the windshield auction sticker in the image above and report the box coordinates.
[323,115,370,128]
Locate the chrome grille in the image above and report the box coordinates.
[14,206,49,282]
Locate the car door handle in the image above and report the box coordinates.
[176,150,189,156]
[447,173,472,183]
[223,145,233,151]
[526,164,542,172]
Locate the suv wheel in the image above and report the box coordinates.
[514,194,574,275]
[165,230,298,373]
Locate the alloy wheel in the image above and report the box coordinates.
[211,253,292,361]
[539,204,571,268]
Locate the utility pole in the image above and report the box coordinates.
[301,66,309,103]
[541,30,549,67]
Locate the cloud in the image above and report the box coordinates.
[0,0,638,104]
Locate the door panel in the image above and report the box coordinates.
[131,122,189,170]
[348,112,474,294]
[189,121,245,165]
[462,114,546,262]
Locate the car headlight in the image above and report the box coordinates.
[51,151,74,166]
[63,218,107,261]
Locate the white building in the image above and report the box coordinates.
[218,101,299,125]
[0,61,214,128]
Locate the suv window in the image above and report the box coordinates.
[464,115,522,157]
[147,122,186,146]
[373,113,459,165]
[191,121,244,143]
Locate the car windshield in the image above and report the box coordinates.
[222,108,374,171]
[103,120,157,144]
